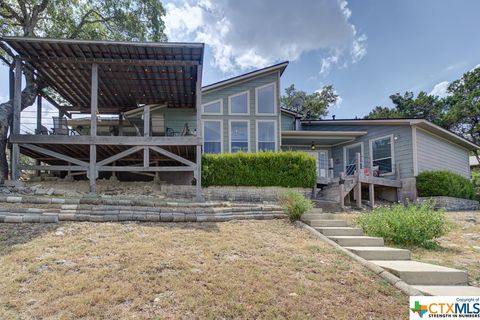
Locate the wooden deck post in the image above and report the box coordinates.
[11,57,22,181]
[144,105,150,168]
[328,158,334,180]
[369,183,374,209]
[89,63,98,193]
[118,113,124,136]
[355,152,362,208]
[195,64,203,201]
[340,172,345,210]
[36,94,42,133]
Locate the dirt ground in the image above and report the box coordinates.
[338,211,480,287]
[0,220,408,319]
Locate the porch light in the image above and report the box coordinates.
[310,141,316,150]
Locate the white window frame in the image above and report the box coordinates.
[369,134,395,176]
[343,142,364,172]
[256,120,278,151]
[202,99,223,115]
[202,120,223,154]
[255,82,277,115]
[228,119,250,152]
[228,90,250,115]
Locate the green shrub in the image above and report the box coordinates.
[202,151,316,187]
[279,190,313,221]
[355,203,449,248]
[416,170,475,200]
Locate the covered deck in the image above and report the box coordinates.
[2,37,204,198]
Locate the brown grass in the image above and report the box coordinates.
[0,220,407,319]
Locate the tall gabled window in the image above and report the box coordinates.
[257,120,276,151]
[203,120,222,153]
[229,120,249,152]
[255,83,276,115]
[370,135,394,175]
[229,91,249,114]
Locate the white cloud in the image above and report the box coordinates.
[429,81,450,98]
[165,0,367,74]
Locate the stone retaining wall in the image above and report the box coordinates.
[161,185,313,202]
[417,196,480,211]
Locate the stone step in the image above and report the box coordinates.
[301,213,334,221]
[308,220,348,227]
[344,246,411,260]
[412,285,480,296]
[312,200,343,212]
[316,227,363,236]
[329,236,384,247]
[308,208,323,214]
[372,260,468,286]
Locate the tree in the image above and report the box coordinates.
[0,0,167,182]
[365,106,403,119]
[444,67,480,161]
[281,84,338,119]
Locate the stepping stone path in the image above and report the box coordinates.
[301,209,480,296]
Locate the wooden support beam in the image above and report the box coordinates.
[143,104,150,168]
[21,144,89,167]
[10,134,201,146]
[11,57,22,180]
[89,63,98,193]
[118,114,124,136]
[96,146,143,166]
[149,146,196,167]
[340,172,346,210]
[36,95,42,133]
[98,166,195,172]
[23,56,200,67]
[369,183,375,209]
[195,64,203,201]
[355,182,362,209]
[328,158,334,179]
[20,165,87,171]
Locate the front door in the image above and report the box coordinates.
[306,150,328,178]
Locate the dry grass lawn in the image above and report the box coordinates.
[0,220,407,319]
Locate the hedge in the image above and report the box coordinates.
[416,170,475,200]
[201,151,316,188]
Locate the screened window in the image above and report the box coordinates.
[230,121,249,152]
[256,83,276,114]
[229,92,249,114]
[203,121,222,153]
[371,136,394,174]
[202,100,222,114]
[257,121,276,151]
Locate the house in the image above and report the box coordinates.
[3,37,478,204]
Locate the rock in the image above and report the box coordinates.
[465,217,477,223]
[472,246,480,252]
[288,293,298,297]
[190,268,202,274]
[54,259,67,265]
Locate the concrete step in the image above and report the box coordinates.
[308,220,348,227]
[308,208,323,214]
[344,246,411,260]
[312,200,343,212]
[412,285,480,296]
[301,213,334,221]
[316,227,363,236]
[328,236,384,247]
[372,260,468,286]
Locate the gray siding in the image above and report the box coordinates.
[303,124,415,179]
[281,112,295,131]
[416,128,470,178]
[201,71,281,152]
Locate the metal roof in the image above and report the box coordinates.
[2,37,204,113]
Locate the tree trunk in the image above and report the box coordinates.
[0,66,39,184]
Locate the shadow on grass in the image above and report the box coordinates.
[0,223,59,257]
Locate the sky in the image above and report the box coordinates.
[1,0,480,132]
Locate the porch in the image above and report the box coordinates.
[2,37,204,198]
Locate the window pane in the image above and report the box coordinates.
[372,137,391,159]
[203,101,221,114]
[258,142,275,151]
[230,93,248,113]
[258,122,275,141]
[347,145,362,165]
[231,121,248,152]
[257,84,275,114]
[373,158,392,174]
[204,121,221,141]
[204,142,221,154]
